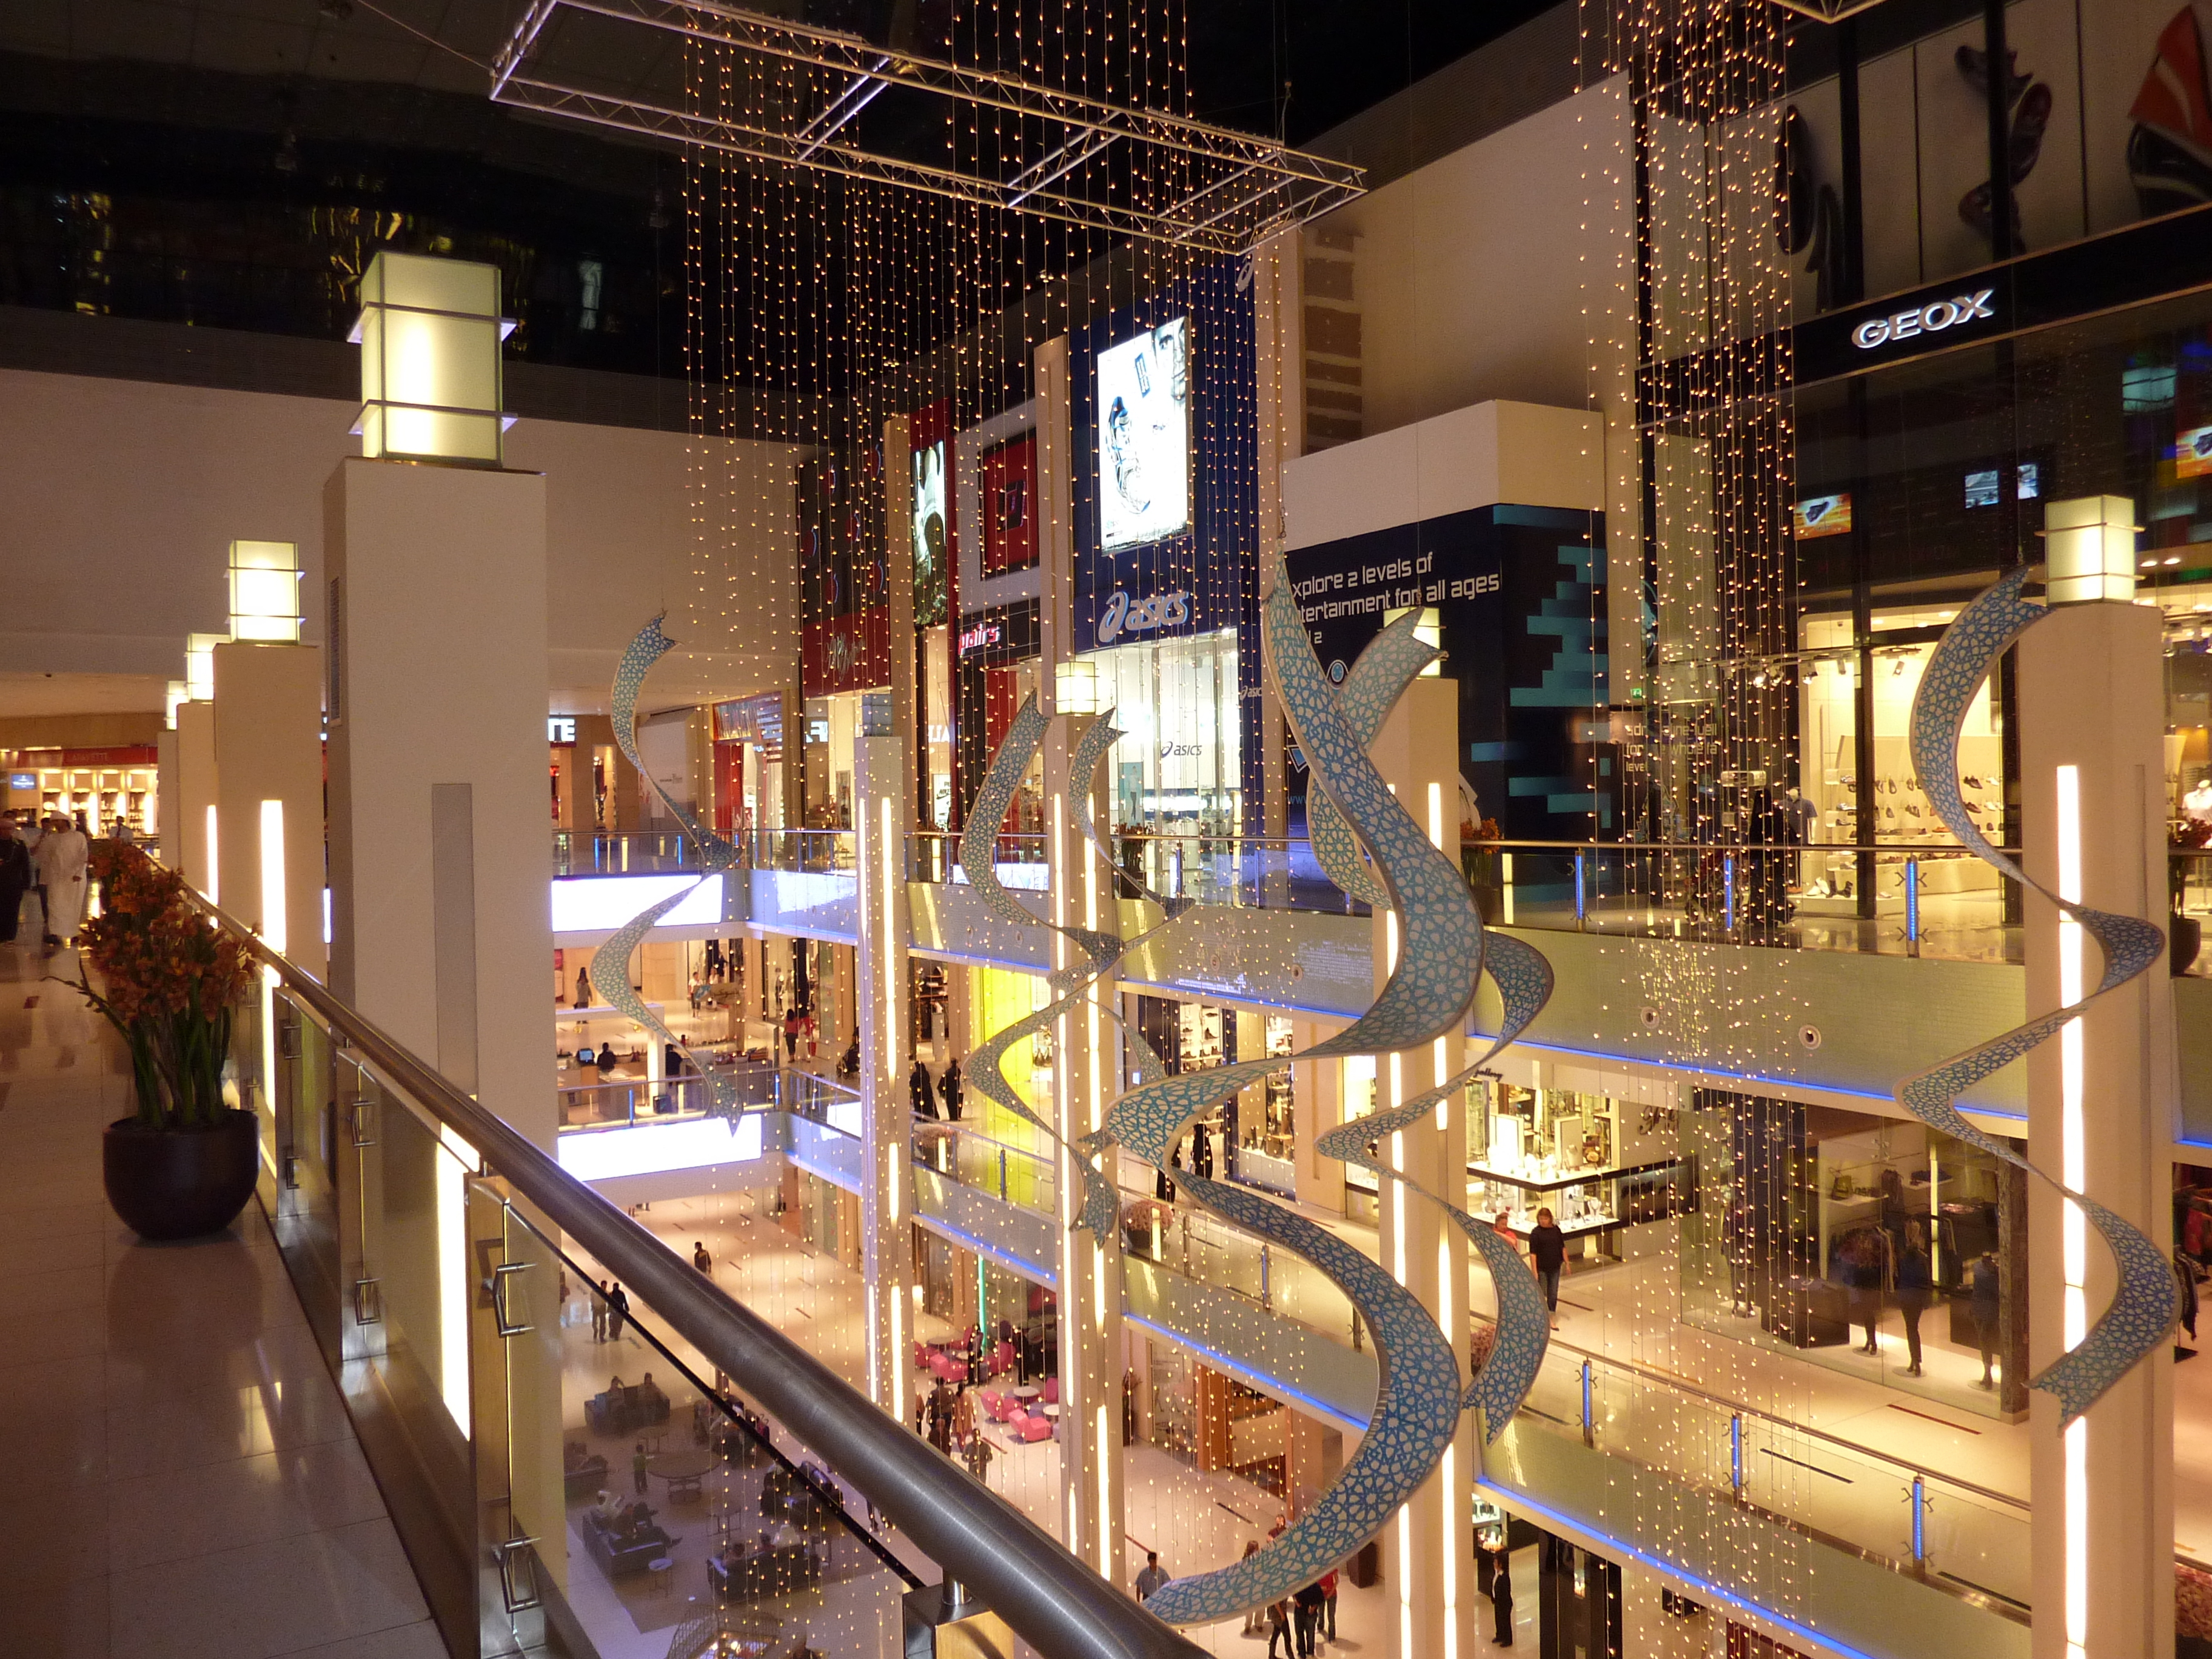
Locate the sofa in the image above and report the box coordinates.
[586,1381,672,1438]
[578,1509,677,1577]
[708,1543,825,1602]
[562,1444,610,1502]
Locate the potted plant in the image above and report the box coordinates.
[61,845,260,1239]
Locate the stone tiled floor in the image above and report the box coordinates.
[0,938,446,1659]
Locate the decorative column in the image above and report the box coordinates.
[1369,675,1477,1659]
[173,697,219,899]
[2020,501,2176,1659]
[1044,706,1125,1580]
[855,724,916,1421]
[212,640,325,976]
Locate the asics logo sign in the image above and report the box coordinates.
[1851,289,1996,350]
[1098,589,1190,643]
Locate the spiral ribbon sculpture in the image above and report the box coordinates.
[954,561,1556,1622]
[1901,568,2176,1422]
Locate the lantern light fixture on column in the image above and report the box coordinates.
[229,540,303,643]
[1053,659,1102,716]
[164,680,187,729]
[2042,494,2140,605]
[350,250,516,466]
[185,632,227,702]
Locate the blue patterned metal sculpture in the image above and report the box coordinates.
[974,560,1555,1621]
[1903,568,2176,1423]
[587,617,746,1116]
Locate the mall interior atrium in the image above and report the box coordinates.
[7,0,2212,1656]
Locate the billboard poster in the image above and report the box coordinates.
[913,437,949,626]
[1096,316,1191,554]
[1284,505,1608,841]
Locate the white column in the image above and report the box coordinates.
[2020,597,2175,1659]
[1370,677,1476,1659]
[212,640,326,977]
[175,699,219,900]
[1045,711,1125,1581]
[324,456,555,1150]
[856,731,915,1420]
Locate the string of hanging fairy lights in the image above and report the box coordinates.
[1572,0,1840,1647]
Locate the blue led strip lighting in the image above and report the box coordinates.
[1903,567,2176,1423]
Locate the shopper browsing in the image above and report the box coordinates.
[1527,1208,1567,1329]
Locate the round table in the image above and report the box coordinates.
[649,1452,719,1504]
[1011,1386,1041,1401]
[1042,1403,1062,1420]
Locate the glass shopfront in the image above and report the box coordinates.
[1678,1093,2021,1419]
[1467,1079,1687,1258]
[1085,628,1242,836]
[7,746,159,836]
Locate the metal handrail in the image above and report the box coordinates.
[197,895,1201,1659]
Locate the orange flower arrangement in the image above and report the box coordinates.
[62,845,255,1128]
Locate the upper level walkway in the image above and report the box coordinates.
[0,940,442,1659]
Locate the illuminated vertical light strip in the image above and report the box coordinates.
[877,793,901,1416]
[204,805,220,904]
[2057,763,2088,1659]
[1097,1403,1111,1574]
[256,801,286,1195]
[1397,1507,1414,1656]
[259,800,286,954]
[436,1127,472,1437]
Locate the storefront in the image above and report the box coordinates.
[1678,1091,2022,1419]
[6,746,160,835]
[1466,1079,1688,1258]
[1129,997,1295,1195]
[1070,260,1262,836]
[711,691,788,837]
[952,597,1043,834]
[799,446,891,831]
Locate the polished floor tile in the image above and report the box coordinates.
[110,1517,427,1659]
[107,1439,389,1570]
[0,940,432,1659]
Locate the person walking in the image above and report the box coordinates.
[1292,1579,1327,1657]
[1238,1543,1267,1634]
[1265,1594,1295,1659]
[1134,1552,1168,1601]
[1489,1539,1515,1646]
[783,1007,802,1063]
[34,813,89,951]
[1191,1117,1214,1180]
[938,1054,964,1121]
[632,1442,650,1496]
[910,1057,936,1119]
[1895,1222,1933,1376]
[1527,1207,1567,1329]
[1971,1250,2002,1388]
[608,1281,630,1342]
[692,1241,712,1274]
[592,1279,609,1342]
[0,817,30,944]
[1319,1567,1338,1644]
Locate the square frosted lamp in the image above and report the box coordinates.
[352,251,512,465]
[2043,494,2138,605]
[185,632,227,702]
[229,540,302,642]
[1054,659,1102,716]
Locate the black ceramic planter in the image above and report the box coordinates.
[102,1109,260,1241]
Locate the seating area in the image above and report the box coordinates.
[563,1439,611,1501]
[586,1375,672,1436]
[974,1378,1059,1442]
[708,1540,826,1603]
[578,1504,680,1577]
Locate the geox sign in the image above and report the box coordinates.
[1851,289,1996,350]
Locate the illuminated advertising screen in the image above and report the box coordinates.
[912,438,948,626]
[1792,493,1853,539]
[2180,424,2212,478]
[1094,316,1190,552]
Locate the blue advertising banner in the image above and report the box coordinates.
[1283,505,1609,840]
